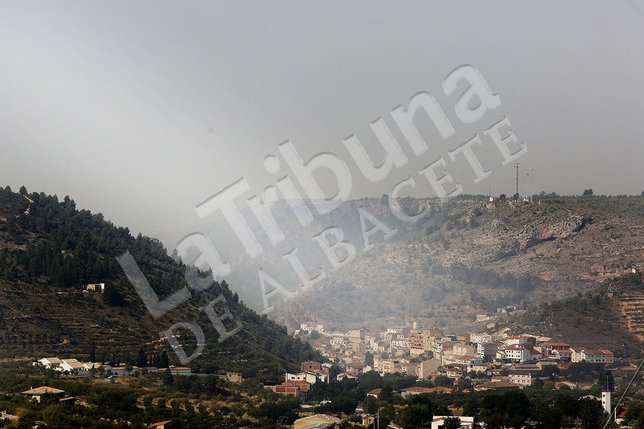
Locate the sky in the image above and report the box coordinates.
[1,1,643,250]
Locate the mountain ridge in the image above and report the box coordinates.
[262,194,644,332]
[0,186,320,378]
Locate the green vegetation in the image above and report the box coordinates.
[0,186,321,376]
[0,360,639,429]
[0,364,309,429]
[507,273,644,358]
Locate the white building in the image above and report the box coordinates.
[473,334,492,344]
[60,359,89,375]
[499,345,530,363]
[552,348,573,360]
[505,335,533,346]
[571,349,614,365]
[300,322,329,333]
[86,283,105,293]
[35,357,62,370]
[390,339,409,349]
[285,371,329,384]
[508,370,532,386]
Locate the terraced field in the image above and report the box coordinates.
[619,291,644,341]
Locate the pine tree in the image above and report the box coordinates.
[159,351,169,368]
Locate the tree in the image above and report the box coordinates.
[365,351,374,367]
[90,340,96,363]
[499,194,507,202]
[162,368,174,386]
[598,371,614,391]
[359,370,382,392]
[331,395,358,415]
[136,348,147,367]
[480,391,530,429]
[170,399,180,412]
[103,283,123,306]
[635,411,644,429]
[398,403,433,429]
[398,395,433,429]
[378,385,393,402]
[40,392,62,406]
[443,417,462,429]
[463,398,479,417]
[583,189,594,196]
[159,351,169,368]
[456,378,473,392]
[579,397,605,429]
[42,405,65,427]
[379,404,396,428]
[534,403,564,429]
[362,396,378,415]
[625,401,644,421]
[433,375,454,387]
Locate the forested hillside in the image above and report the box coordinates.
[0,186,320,377]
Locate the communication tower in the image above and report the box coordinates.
[515,162,520,200]
[526,163,534,203]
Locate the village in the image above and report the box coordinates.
[22,320,624,428]
[265,321,618,400]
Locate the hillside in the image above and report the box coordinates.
[252,194,644,332]
[0,186,320,378]
[505,272,644,359]
[5,185,644,366]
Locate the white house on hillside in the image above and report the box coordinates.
[85,283,105,293]
[35,357,62,370]
[60,359,89,375]
[285,371,329,384]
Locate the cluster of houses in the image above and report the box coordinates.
[269,361,481,427]
[33,356,245,385]
[34,357,192,377]
[297,322,615,391]
[266,361,333,402]
[294,413,476,429]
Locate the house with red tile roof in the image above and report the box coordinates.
[366,388,381,398]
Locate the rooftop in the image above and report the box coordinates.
[22,386,65,395]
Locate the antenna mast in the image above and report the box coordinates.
[515,162,520,201]
[526,163,534,203]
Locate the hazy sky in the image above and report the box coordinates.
[1,1,643,248]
